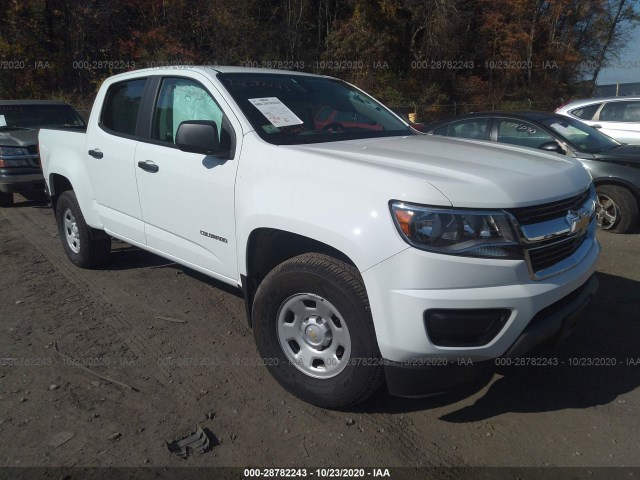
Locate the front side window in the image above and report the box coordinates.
[101,79,146,136]
[570,103,601,120]
[152,78,224,144]
[218,73,410,145]
[497,119,554,149]
[599,101,640,122]
[540,115,619,153]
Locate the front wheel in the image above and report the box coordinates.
[252,253,384,408]
[56,190,111,268]
[596,185,638,233]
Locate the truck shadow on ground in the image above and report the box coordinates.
[105,242,245,299]
[358,272,640,419]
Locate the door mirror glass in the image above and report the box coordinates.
[538,141,564,153]
[175,121,220,154]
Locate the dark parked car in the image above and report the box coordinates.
[0,100,85,207]
[426,111,640,233]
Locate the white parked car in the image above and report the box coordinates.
[556,97,640,144]
[39,67,599,407]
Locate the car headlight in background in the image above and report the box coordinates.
[0,146,31,167]
[390,201,521,258]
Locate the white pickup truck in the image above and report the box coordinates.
[39,67,600,408]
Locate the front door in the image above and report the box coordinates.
[134,76,240,282]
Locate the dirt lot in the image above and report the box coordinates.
[1,194,639,473]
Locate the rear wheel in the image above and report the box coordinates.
[252,253,384,408]
[56,191,111,268]
[596,185,638,233]
[0,192,14,207]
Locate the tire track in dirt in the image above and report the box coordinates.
[1,202,466,471]
[0,206,210,400]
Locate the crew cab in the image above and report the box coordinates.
[39,67,600,408]
[0,100,85,206]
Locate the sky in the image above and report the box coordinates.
[597,25,640,85]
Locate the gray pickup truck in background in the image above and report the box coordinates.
[0,100,86,207]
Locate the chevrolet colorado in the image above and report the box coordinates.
[39,67,600,407]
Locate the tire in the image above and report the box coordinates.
[252,253,384,408]
[56,190,111,268]
[0,192,14,207]
[596,185,638,233]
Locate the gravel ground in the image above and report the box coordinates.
[0,194,639,474]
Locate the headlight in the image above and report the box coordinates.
[0,146,28,157]
[390,201,521,258]
[0,146,30,167]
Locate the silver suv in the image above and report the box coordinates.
[556,97,640,145]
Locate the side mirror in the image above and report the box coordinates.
[538,141,564,154]
[175,121,220,155]
[592,124,602,129]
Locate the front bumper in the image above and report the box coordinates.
[361,230,600,397]
[383,273,598,397]
[0,173,45,193]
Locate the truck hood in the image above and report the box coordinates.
[0,129,39,147]
[286,135,592,208]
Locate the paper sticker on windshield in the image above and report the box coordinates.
[248,97,303,127]
[0,115,6,127]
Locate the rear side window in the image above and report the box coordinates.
[432,124,449,136]
[599,101,640,122]
[570,103,601,120]
[448,118,489,140]
[100,79,146,136]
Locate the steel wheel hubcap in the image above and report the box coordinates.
[63,208,81,253]
[276,293,351,379]
[596,194,618,230]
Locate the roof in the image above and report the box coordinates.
[558,96,640,109]
[113,65,326,78]
[435,111,564,122]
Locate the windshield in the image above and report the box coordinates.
[0,104,85,130]
[218,73,410,145]
[540,115,619,154]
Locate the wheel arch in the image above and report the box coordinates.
[592,176,640,201]
[242,228,359,327]
[49,173,74,211]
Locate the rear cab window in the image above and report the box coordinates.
[100,79,147,136]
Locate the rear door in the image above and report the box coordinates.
[86,78,148,244]
[595,100,640,144]
[134,75,241,282]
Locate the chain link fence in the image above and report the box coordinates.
[390,100,564,126]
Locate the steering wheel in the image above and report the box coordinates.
[322,122,344,133]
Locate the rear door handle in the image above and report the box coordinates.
[88,149,103,159]
[137,160,159,173]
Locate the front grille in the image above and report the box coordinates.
[527,234,587,273]
[26,145,38,155]
[509,189,590,225]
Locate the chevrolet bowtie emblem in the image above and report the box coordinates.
[565,209,590,234]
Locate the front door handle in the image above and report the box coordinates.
[88,149,103,159]
[137,160,159,173]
